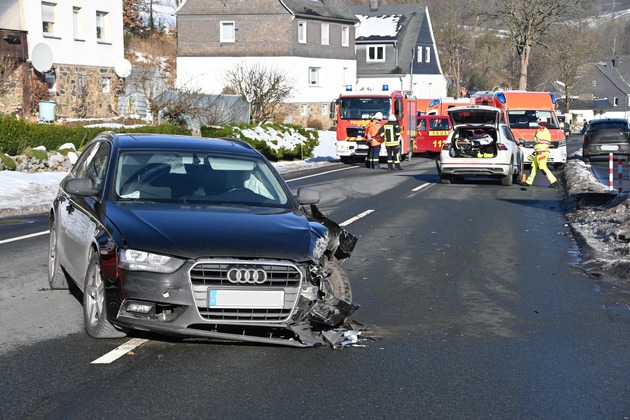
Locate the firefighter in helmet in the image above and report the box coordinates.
[378,114,403,170]
[524,118,557,187]
[365,112,383,169]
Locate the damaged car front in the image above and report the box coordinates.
[49,132,359,347]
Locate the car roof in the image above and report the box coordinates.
[589,118,629,124]
[96,132,259,156]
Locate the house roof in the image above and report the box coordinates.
[280,0,358,23]
[350,3,442,77]
[352,4,427,43]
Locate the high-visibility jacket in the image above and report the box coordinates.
[534,126,551,151]
[365,121,382,146]
[379,121,401,147]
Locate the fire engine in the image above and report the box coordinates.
[470,91,567,168]
[330,90,417,163]
[414,114,452,154]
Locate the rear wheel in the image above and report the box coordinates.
[83,252,128,338]
[325,261,352,301]
[502,160,514,186]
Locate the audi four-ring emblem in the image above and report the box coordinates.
[227,267,268,284]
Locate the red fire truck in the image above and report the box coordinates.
[330,90,417,163]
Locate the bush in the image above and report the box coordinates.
[0,116,190,155]
[201,123,319,161]
[0,116,317,163]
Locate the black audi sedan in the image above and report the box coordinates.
[49,132,358,347]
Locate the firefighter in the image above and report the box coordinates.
[379,114,403,170]
[524,118,558,187]
[365,112,383,169]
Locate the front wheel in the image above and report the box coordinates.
[83,252,128,338]
[325,261,352,301]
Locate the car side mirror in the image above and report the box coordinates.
[295,187,320,205]
[62,178,100,197]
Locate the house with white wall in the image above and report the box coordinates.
[0,0,124,118]
[174,0,358,128]
[350,1,447,99]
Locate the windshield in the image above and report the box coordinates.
[507,110,560,129]
[339,97,391,120]
[114,151,291,208]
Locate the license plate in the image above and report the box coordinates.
[209,289,284,309]
[600,145,619,151]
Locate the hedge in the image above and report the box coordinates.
[0,115,319,161]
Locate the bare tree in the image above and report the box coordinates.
[478,0,593,90]
[223,63,294,124]
[549,22,599,113]
[156,85,248,128]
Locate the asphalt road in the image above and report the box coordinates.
[0,155,628,419]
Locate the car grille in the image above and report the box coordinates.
[346,127,365,138]
[189,260,302,323]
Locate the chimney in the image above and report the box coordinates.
[370,0,379,12]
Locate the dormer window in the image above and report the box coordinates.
[367,45,385,62]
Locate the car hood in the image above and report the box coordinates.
[448,105,500,128]
[105,203,327,260]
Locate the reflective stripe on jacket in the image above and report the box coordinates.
[534,127,551,150]
[379,122,401,147]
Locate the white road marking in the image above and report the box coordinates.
[0,230,49,245]
[340,209,375,227]
[91,338,149,364]
[412,183,431,192]
[285,166,357,182]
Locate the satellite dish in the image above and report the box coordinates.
[115,59,133,78]
[31,43,53,72]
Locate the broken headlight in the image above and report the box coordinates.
[119,249,184,273]
[311,235,328,262]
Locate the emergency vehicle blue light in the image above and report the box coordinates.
[495,92,507,104]
[428,99,439,107]
[345,85,352,91]
[382,84,389,91]
[549,92,557,104]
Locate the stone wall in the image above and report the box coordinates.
[0,63,120,120]
[53,64,121,119]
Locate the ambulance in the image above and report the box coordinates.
[470,91,567,168]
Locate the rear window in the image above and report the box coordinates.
[589,121,629,130]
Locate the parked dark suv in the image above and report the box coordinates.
[582,118,630,163]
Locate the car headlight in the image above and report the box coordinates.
[119,249,184,273]
[312,235,328,261]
